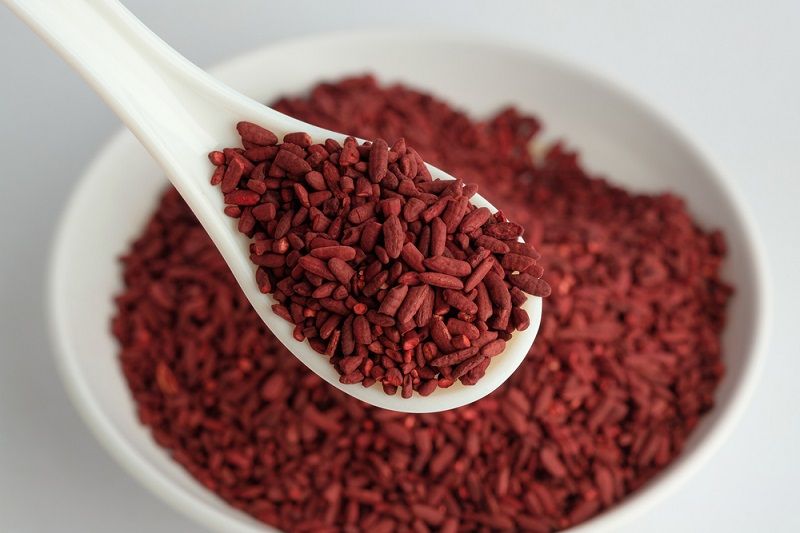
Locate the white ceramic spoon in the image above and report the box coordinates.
[6,0,542,412]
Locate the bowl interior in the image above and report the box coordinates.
[49,32,766,533]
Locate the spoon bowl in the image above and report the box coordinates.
[7,0,541,411]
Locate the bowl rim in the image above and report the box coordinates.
[46,28,771,533]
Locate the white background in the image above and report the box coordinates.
[1,1,798,531]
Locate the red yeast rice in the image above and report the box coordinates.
[208,125,548,396]
[113,75,731,531]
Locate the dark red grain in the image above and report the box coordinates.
[210,124,543,395]
[114,75,730,532]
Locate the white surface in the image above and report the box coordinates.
[47,34,766,533]
[1,1,798,532]
[12,0,539,413]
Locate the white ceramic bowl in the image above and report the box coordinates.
[48,31,769,533]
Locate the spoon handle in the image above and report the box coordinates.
[4,0,299,297]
